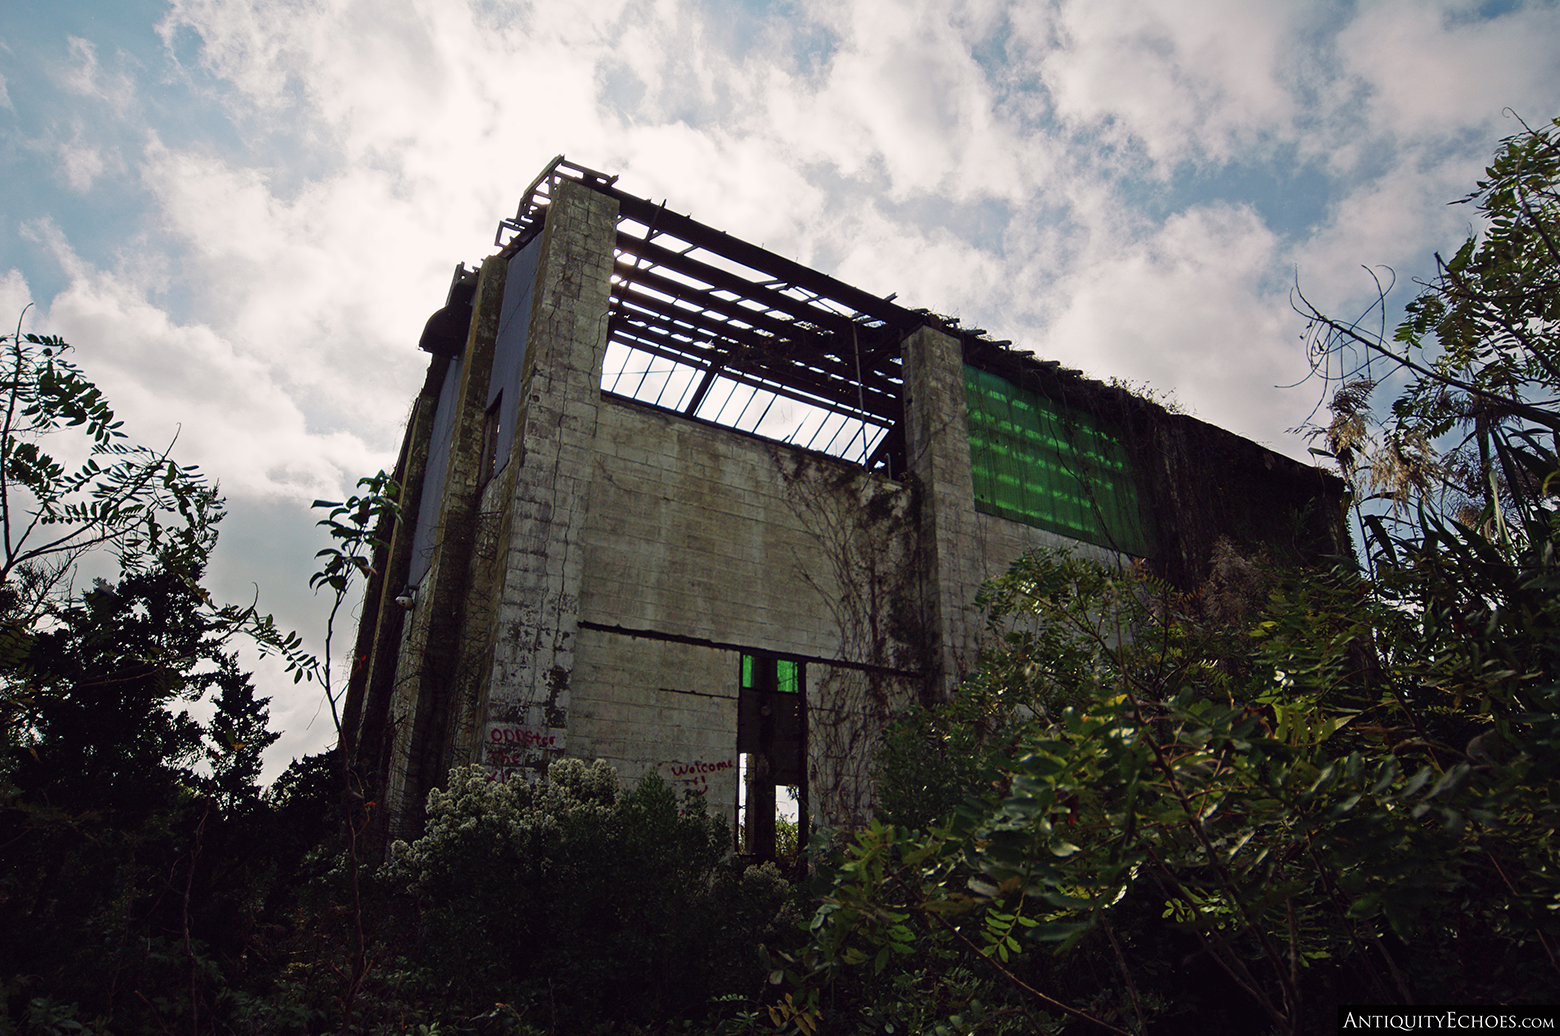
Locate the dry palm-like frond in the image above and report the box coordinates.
[1330,377,1378,416]
[1454,501,1486,530]
[1366,430,1445,511]
[1304,377,1451,511]
[1302,378,1376,482]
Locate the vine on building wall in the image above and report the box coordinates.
[771,448,923,830]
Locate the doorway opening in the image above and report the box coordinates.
[736,653,807,861]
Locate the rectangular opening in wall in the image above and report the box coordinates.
[479,392,502,486]
[496,158,926,478]
[600,341,892,467]
[736,652,807,861]
[596,206,909,475]
[964,365,1152,556]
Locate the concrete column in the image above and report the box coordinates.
[900,325,983,700]
[342,355,447,815]
[381,255,507,838]
[482,180,617,774]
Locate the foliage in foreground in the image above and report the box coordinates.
[787,549,1558,1035]
[0,312,800,1035]
[0,575,341,1035]
[780,114,1560,1036]
[9,112,1560,1036]
[384,760,800,1034]
[0,313,334,1035]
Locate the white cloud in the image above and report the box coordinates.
[1013,0,1313,171]
[1291,148,1487,309]
[1339,1,1560,144]
[20,215,382,504]
[1043,203,1301,444]
[136,0,1551,455]
[61,36,137,114]
[53,123,117,192]
[757,0,1046,201]
[6,0,1550,774]
[0,269,32,322]
[134,137,468,443]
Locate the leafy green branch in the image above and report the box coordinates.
[0,314,320,771]
[309,471,399,732]
[307,470,400,1036]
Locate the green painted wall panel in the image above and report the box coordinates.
[964,365,1151,556]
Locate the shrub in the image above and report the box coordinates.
[387,760,799,1032]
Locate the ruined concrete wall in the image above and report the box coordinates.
[370,183,613,842]
[475,180,616,781]
[769,450,922,828]
[568,633,736,803]
[356,178,937,840]
[378,255,506,840]
[449,267,1113,832]
[579,402,862,657]
[897,324,1149,709]
[357,174,1316,848]
[559,397,922,831]
[968,512,1125,583]
[342,356,447,820]
[1128,411,1348,586]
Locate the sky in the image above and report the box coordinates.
[1,0,1556,778]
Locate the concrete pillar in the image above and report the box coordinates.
[342,355,447,815]
[900,325,983,700]
[481,179,618,773]
[380,255,508,839]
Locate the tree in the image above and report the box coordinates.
[0,566,283,1029]
[10,567,277,816]
[0,311,317,726]
[385,760,796,1033]
[790,545,1559,1035]
[0,314,316,769]
[0,316,315,1033]
[1296,113,1560,541]
[781,116,1560,1036]
[0,312,218,622]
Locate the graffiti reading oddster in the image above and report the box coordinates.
[489,727,558,747]
[482,727,563,773]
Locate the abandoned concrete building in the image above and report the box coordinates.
[341,157,1346,855]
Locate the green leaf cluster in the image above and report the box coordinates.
[310,472,400,597]
[385,761,801,1032]
[799,549,1559,1035]
[0,568,296,1035]
[0,323,217,594]
[0,316,339,1035]
[800,117,1560,1035]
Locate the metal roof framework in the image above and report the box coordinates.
[497,157,928,474]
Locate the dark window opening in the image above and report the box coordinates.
[736,653,806,862]
[479,393,502,486]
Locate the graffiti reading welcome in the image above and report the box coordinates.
[665,758,736,795]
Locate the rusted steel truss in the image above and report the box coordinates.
[497,157,925,473]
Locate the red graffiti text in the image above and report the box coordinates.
[665,758,736,796]
[488,727,558,748]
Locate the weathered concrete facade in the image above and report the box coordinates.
[343,159,1345,850]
